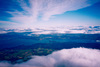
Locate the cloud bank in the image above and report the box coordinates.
[0,47,100,67]
[0,26,100,34]
[7,0,100,23]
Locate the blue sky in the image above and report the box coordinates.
[0,0,100,28]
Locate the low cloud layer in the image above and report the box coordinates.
[0,26,100,34]
[6,0,100,23]
[0,47,100,67]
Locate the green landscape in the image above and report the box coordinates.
[0,47,55,64]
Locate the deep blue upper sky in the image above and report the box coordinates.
[0,0,100,28]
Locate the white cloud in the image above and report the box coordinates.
[0,21,16,24]
[7,0,100,23]
[91,31,100,34]
[0,26,100,34]
[70,30,85,33]
[0,31,7,34]
[0,47,100,67]
[0,61,12,67]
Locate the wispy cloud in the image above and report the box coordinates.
[0,21,17,24]
[0,47,100,67]
[7,0,100,23]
